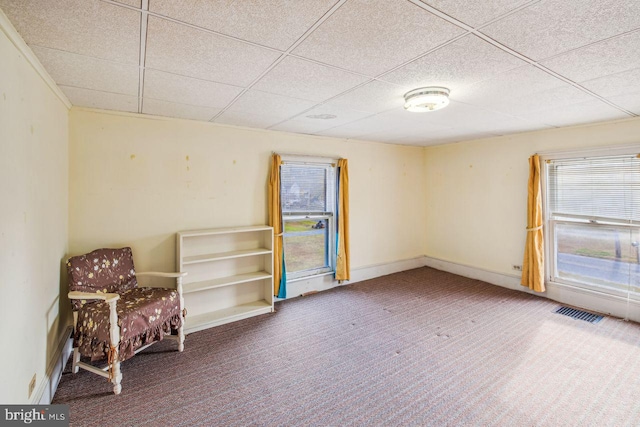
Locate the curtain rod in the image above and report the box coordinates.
[273,151,343,160]
[535,143,640,158]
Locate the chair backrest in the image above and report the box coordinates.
[67,247,138,310]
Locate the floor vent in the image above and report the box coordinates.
[554,306,604,324]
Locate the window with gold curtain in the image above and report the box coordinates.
[270,154,351,296]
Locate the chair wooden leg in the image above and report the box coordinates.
[177,276,185,352]
[111,361,122,395]
[72,348,80,374]
[177,325,184,352]
[107,298,122,395]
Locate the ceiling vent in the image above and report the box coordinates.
[404,87,450,112]
[306,114,337,120]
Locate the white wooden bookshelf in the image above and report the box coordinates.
[176,226,275,334]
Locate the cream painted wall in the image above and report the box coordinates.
[423,117,640,277]
[69,109,426,281]
[0,28,69,402]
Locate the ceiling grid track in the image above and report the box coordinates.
[208,0,349,122]
[101,0,378,124]
[26,0,640,142]
[101,0,285,55]
[266,0,562,132]
[535,27,640,65]
[410,0,638,117]
[146,11,284,55]
[266,33,477,131]
[137,0,149,114]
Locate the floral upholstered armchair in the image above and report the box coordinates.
[66,247,186,395]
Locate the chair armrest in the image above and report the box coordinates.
[136,272,186,298]
[68,291,120,303]
[136,271,188,278]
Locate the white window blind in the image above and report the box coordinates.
[548,154,640,223]
[281,164,333,213]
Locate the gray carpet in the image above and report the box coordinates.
[53,267,640,426]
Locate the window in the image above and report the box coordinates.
[545,152,640,299]
[280,160,337,279]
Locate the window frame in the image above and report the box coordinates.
[280,155,338,281]
[541,145,640,299]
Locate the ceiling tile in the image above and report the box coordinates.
[518,99,629,127]
[145,17,281,87]
[420,128,499,142]
[452,65,570,107]
[478,84,595,117]
[581,68,640,98]
[142,98,219,121]
[316,120,382,139]
[228,90,317,121]
[270,120,330,135]
[335,111,412,135]
[252,57,369,102]
[317,127,372,140]
[269,104,374,134]
[381,101,551,134]
[289,104,374,130]
[324,80,409,114]
[540,31,640,83]
[606,92,640,115]
[360,126,498,145]
[114,0,141,7]
[420,0,534,27]
[292,0,465,76]
[149,0,337,50]
[399,130,499,145]
[481,0,640,61]
[317,107,448,139]
[472,116,551,135]
[369,106,459,131]
[379,34,525,92]
[30,46,138,96]
[60,86,138,112]
[144,69,243,108]
[215,111,285,129]
[357,131,412,143]
[0,0,140,64]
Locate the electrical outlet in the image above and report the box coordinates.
[28,374,36,399]
[512,265,522,271]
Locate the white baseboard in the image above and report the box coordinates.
[283,256,426,299]
[34,326,73,404]
[423,256,640,323]
[422,256,526,292]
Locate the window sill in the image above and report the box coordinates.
[286,271,335,283]
[547,279,640,303]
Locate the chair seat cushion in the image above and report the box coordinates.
[74,287,182,362]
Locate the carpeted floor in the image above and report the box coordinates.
[53,267,640,426]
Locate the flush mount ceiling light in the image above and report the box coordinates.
[403,87,450,112]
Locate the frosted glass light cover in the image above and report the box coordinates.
[404,87,450,112]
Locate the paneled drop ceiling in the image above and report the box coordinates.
[1,0,639,146]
